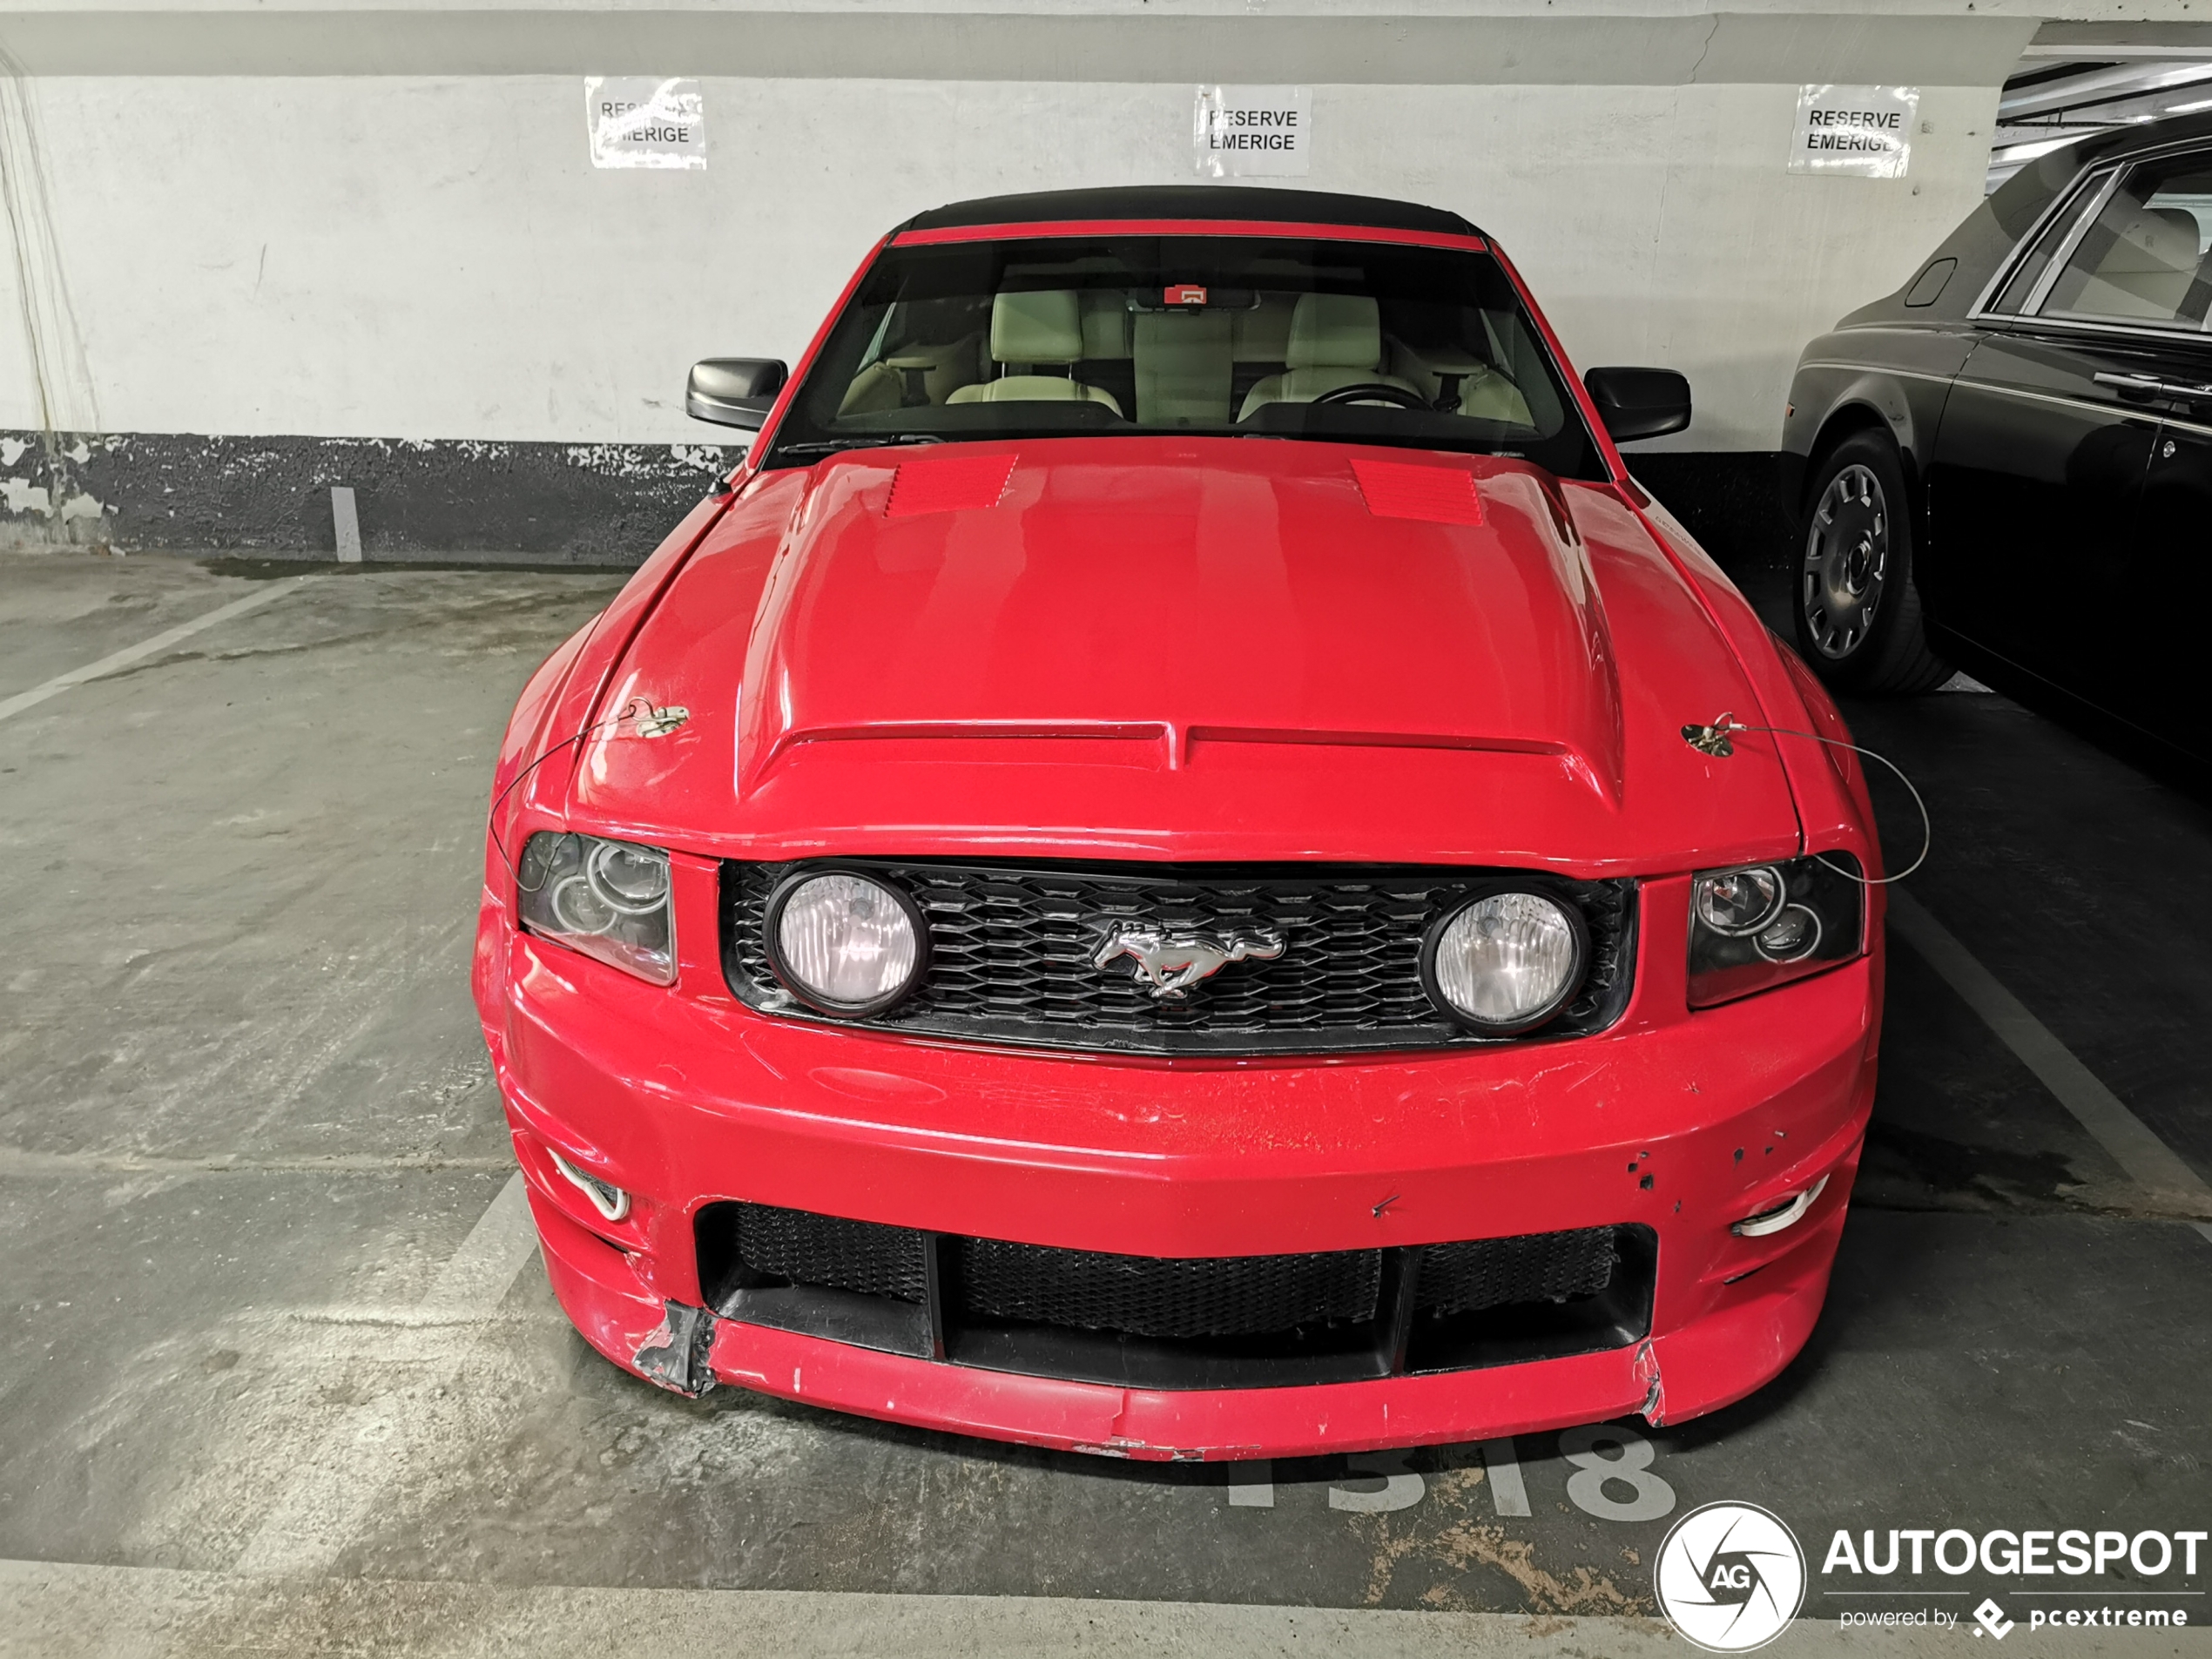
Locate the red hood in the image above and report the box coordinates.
[560,439,1800,874]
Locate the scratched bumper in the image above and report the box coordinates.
[480,864,1875,1457]
[528,1172,1852,1459]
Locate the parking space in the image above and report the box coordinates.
[2,550,2206,1652]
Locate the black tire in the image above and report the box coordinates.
[1793,431,1952,695]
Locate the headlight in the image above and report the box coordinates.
[517,832,675,985]
[765,870,927,1015]
[1421,888,1588,1035]
[1691,865,1785,936]
[1689,853,1863,1008]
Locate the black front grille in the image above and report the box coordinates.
[722,859,1636,1056]
[697,1201,1656,1391]
[958,1236,1382,1339]
[735,1203,928,1304]
[1418,1229,1620,1316]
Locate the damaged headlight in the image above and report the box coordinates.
[517,832,675,986]
[1688,853,1862,1008]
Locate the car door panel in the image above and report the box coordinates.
[1924,327,2161,691]
[1927,146,2212,716]
[2128,345,2212,758]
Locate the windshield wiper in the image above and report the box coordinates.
[774,434,945,456]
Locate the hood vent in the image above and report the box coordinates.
[885,453,1016,517]
[1350,457,1484,526]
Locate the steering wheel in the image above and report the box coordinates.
[1311,382,1430,410]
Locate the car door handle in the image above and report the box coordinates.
[2093,371,2212,402]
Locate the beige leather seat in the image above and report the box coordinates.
[1231,295,1297,365]
[1237,294,1424,421]
[1387,345,1535,428]
[1135,309,1233,425]
[2065,206,2204,322]
[839,335,985,415]
[1079,291,1133,361]
[947,291,1123,415]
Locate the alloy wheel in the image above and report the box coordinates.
[1803,463,1889,660]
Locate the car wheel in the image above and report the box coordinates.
[1795,432,1952,695]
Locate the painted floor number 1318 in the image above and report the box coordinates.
[1224,1426,1676,1522]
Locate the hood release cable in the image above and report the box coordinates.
[1683,712,1930,885]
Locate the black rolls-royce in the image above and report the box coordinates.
[1783,111,2212,761]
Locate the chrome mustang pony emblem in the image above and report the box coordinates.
[1092,925,1285,1000]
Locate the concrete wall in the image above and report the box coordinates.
[2,74,2008,450]
[0,1,2153,556]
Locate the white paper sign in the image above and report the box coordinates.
[1193,85,1312,178]
[1789,84,1919,179]
[586,77,705,170]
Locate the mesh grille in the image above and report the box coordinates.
[957,1238,1382,1339]
[1417,1226,1618,1317]
[735,1203,928,1304]
[724,860,1635,1056]
[720,1203,1622,1338]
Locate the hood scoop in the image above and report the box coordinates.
[886,452,1017,516]
[732,443,1633,806]
[1350,456,1485,525]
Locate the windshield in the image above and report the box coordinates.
[761,233,1604,478]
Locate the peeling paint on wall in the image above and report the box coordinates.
[0,429,730,562]
[0,429,1791,570]
[0,431,118,549]
[0,45,101,529]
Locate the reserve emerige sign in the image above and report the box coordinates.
[1789,84,1919,179]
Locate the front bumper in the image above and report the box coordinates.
[480,863,1876,1460]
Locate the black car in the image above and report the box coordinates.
[1782,111,2212,761]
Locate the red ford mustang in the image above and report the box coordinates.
[474,187,1883,1460]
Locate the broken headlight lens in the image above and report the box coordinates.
[517,832,675,986]
[1688,853,1862,1008]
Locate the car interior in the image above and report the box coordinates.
[2041,165,2212,327]
[835,285,1539,430]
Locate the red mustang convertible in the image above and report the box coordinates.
[475,187,1882,1459]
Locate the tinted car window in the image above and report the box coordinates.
[2040,154,2212,328]
[1986,171,2110,315]
[763,236,1603,479]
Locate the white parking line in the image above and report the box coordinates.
[232,1171,539,1576]
[1888,891,2212,1217]
[0,576,311,726]
[419,1171,542,1315]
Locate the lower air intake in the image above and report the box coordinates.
[957,1235,1383,1339]
[733,1202,928,1304]
[1417,1227,1619,1316]
[696,1201,1654,1390]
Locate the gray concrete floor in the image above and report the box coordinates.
[1,550,2207,1656]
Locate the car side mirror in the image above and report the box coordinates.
[687,359,788,429]
[1583,367,1690,443]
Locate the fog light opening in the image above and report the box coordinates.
[550,1148,631,1222]
[1730,1173,1830,1238]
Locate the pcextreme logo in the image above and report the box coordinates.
[1655,1501,1810,1652]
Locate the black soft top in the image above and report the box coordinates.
[899,185,1480,239]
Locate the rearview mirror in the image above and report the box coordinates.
[1583,367,1690,443]
[687,359,788,429]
